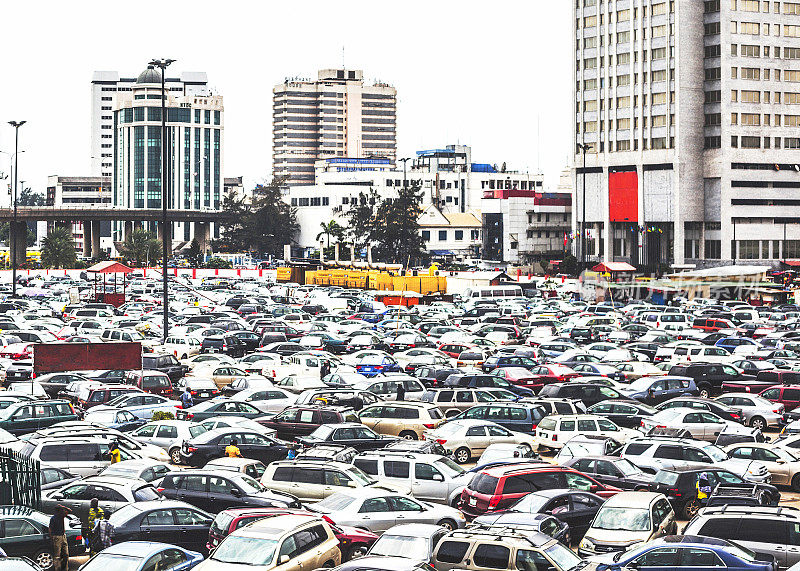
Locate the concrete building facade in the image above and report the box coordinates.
[91,70,208,177]
[112,66,223,252]
[573,0,800,268]
[46,176,113,257]
[273,69,397,185]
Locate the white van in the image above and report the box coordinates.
[462,285,523,299]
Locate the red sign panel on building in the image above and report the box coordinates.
[609,171,638,222]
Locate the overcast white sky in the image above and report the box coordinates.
[0,0,573,195]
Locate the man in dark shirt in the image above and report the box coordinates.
[49,505,71,571]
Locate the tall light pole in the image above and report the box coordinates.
[149,58,175,341]
[399,157,411,188]
[8,121,26,297]
[577,143,590,269]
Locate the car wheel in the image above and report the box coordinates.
[749,416,766,431]
[437,518,458,531]
[698,386,711,399]
[519,443,532,455]
[792,474,800,493]
[454,447,471,464]
[322,561,336,568]
[399,430,418,440]
[683,498,701,519]
[170,448,182,465]
[348,545,369,560]
[33,550,54,571]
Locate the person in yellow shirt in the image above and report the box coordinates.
[225,439,242,458]
[108,442,121,464]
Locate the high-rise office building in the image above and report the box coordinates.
[573,0,800,268]
[273,69,397,185]
[91,70,208,177]
[112,66,223,248]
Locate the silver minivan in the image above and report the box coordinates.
[18,437,142,476]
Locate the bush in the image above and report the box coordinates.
[151,410,175,421]
[204,257,233,269]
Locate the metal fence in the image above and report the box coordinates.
[0,447,41,509]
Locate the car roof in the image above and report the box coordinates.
[481,462,567,477]
[206,457,262,466]
[382,523,447,536]
[236,513,322,536]
[100,540,189,557]
[602,491,663,507]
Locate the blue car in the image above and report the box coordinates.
[716,337,760,353]
[354,355,402,377]
[595,535,774,571]
[78,542,203,571]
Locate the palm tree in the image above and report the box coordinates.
[316,220,344,248]
[41,227,77,269]
[119,229,161,266]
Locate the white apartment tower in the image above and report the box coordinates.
[91,70,208,177]
[573,0,800,268]
[273,69,397,185]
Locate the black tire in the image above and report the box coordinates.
[749,416,766,431]
[399,430,418,440]
[698,385,711,399]
[322,561,336,568]
[347,545,369,561]
[792,474,800,493]
[454,447,471,464]
[437,518,458,531]
[33,550,54,571]
[683,498,701,520]
[170,448,182,465]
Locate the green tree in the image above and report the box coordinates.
[204,257,232,269]
[315,220,344,248]
[18,189,45,206]
[119,229,161,266]
[372,185,427,265]
[345,189,380,257]
[40,227,77,269]
[186,239,203,267]
[218,177,298,258]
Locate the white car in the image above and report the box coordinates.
[183,353,237,370]
[535,414,639,450]
[230,387,297,412]
[423,419,537,464]
[614,361,667,380]
[640,407,752,441]
[162,335,202,359]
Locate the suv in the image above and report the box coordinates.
[458,463,619,517]
[258,405,359,440]
[260,459,405,502]
[0,400,78,435]
[201,335,247,358]
[352,450,471,505]
[123,370,174,397]
[77,384,142,411]
[442,373,534,398]
[683,506,800,568]
[432,525,582,571]
[759,384,800,411]
[358,402,445,440]
[519,397,586,416]
[141,353,190,382]
[0,505,85,568]
[158,469,300,514]
[667,363,747,398]
[619,437,771,483]
[419,388,497,418]
[447,403,547,433]
[18,436,140,476]
[538,382,624,407]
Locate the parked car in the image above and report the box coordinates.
[587,400,657,428]
[715,392,785,430]
[447,402,547,433]
[0,400,78,435]
[535,414,638,450]
[726,442,800,490]
[176,399,263,422]
[471,512,571,544]
[640,408,752,442]
[98,458,173,485]
[493,487,604,540]
[423,419,537,464]
[297,422,398,451]
[0,505,85,570]
[257,405,359,440]
[131,420,209,465]
[358,402,445,440]
[180,426,294,466]
[561,456,654,490]
[77,540,204,571]
[619,376,698,405]
[41,475,161,519]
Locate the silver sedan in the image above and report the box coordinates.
[715,393,785,430]
[307,488,466,533]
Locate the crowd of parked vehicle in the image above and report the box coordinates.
[5,273,800,571]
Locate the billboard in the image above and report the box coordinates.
[33,342,142,374]
[609,170,639,222]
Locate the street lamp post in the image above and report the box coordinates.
[8,121,26,297]
[576,143,590,270]
[149,58,175,342]
[399,157,411,188]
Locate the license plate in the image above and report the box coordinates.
[468,497,477,506]
[200,392,208,397]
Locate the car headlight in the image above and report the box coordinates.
[579,538,594,550]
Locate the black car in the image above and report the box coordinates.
[587,399,657,428]
[260,341,305,357]
[0,505,85,569]
[180,427,294,466]
[561,456,654,490]
[296,423,398,451]
[231,331,261,352]
[179,378,222,403]
[649,465,780,519]
[448,402,547,433]
[76,369,129,384]
[668,363,752,398]
[258,405,359,440]
[34,373,91,398]
[158,471,301,514]
[481,355,539,373]
[3,361,33,384]
[569,327,598,345]
[414,366,461,387]
[141,354,190,382]
[108,500,213,553]
[472,512,570,544]
[442,373,534,397]
[623,342,660,361]
[538,382,624,407]
[497,488,604,539]
[200,335,247,358]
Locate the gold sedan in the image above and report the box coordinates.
[725,442,800,490]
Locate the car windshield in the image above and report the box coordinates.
[545,544,583,571]
[370,534,430,559]
[79,553,143,571]
[189,425,208,438]
[211,536,278,565]
[628,377,658,391]
[510,493,550,513]
[614,459,644,477]
[210,511,235,536]
[313,493,357,512]
[234,475,265,493]
[701,445,728,462]
[434,457,465,477]
[593,507,651,531]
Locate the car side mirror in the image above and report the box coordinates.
[590,485,598,493]
[778,459,787,464]
[231,488,242,497]
[52,494,64,501]
[279,555,290,565]
[433,474,444,482]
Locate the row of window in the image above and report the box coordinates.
[289,197,330,207]
[421,229,481,242]
[574,139,673,152]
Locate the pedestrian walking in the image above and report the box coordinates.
[396,382,406,401]
[87,499,104,555]
[49,505,71,571]
[107,441,121,464]
[225,439,242,458]
[94,512,114,551]
[181,387,194,409]
[320,360,330,380]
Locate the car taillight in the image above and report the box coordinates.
[666,488,681,497]
[731,413,740,420]
[191,390,198,395]
[436,438,448,445]
[488,495,501,509]
[775,408,782,413]
[186,413,194,419]
[423,423,435,429]
[75,535,82,542]
[185,446,197,453]
[157,487,165,493]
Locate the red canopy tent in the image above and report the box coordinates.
[87,261,133,307]
[592,261,637,273]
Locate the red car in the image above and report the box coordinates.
[438,342,474,359]
[491,367,542,391]
[459,463,620,517]
[207,508,378,559]
[760,383,800,411]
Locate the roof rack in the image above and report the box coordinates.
[701,504,800,516]
[449,524,549,548]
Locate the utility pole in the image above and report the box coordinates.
[8,121,26,297]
